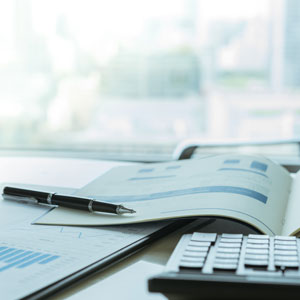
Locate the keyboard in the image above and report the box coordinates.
[148,232,300,299]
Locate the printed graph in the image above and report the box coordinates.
[0,245,59,272]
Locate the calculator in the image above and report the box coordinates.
[148,232,300,299]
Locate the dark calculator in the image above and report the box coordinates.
[148,232,300,299]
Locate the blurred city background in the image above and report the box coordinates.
[0,0,300,159]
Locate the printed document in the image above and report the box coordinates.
[36,154,297,236]
[0,201,167,300]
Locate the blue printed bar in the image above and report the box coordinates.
[138,168,154,173]
[5,251,33,263]
[251,161,268,172]
[0,248,16,257]
[0,252,41,272]
[224,159,240,164]
[0,247,8,253]
[0,245,61,272]
[0,249,24,261]
[17,254,51,268]
[218,168,268,178]
[39,255,60,265]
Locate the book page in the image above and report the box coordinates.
[281,171,300,236]
[35,154,292,235]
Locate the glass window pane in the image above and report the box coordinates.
[0,0,299,158]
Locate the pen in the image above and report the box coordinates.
[2,186,136,215]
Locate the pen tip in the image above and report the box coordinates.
[117,206,136,214]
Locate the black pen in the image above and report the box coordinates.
[2,186,136,215]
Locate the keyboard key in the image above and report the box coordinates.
[183,251,207,258]
[187,245,209,253]
[218,242,241,248]
[221,234,243,239]
[274,255,298,261]
[188,241,210,247]
[179,261,204,269]
[274,240,297,246]
[248,234,269,240]
[246,248,269,255]
[216,253,240,259]
[217,248,240,253]
[220,238,242,243]
[274,250,298,256]
[245,254,269,260]
[247,239,269,244]
[214,258,239,265]
[274,245,297,251]
[275,236,296,241]
[213,263,238,270]
[191,232,217,242]
[185,246,208,253]
[188,241,209,248]
[181,257,205,263]
[245,259,269,267]
[246,243,269,249]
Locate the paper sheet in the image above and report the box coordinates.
[35,154,292,235]
[0,211,167,300]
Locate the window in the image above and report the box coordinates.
[0,0,299,158]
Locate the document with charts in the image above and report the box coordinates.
[0,197,170,300]
[36,154,300,236]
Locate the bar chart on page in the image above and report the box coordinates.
[0,222,164,300]
[0,245,60,272]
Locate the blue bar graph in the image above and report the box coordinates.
[138,168,154,173]
[0,246,60,272]
[5,251,33,263]
[0,248,16,257]
[17,254,51,268]
[0,247,8,253]
[39,255,60,264]
[224,159,240,164]
[0,249,24,261]
[251,160,268,172]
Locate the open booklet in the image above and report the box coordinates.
[35,154,300,236]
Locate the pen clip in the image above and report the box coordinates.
[2,194,39,205]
